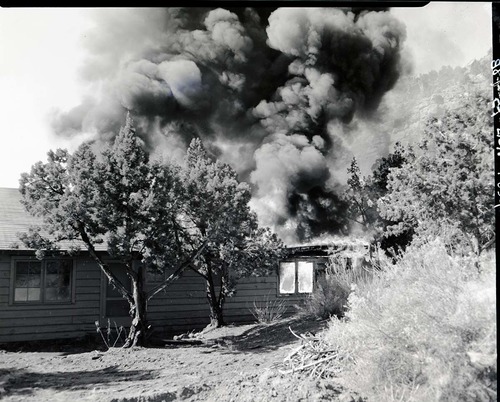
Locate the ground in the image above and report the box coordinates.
[0,316,349,402]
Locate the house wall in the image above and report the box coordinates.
[147,270,303,336]
[0,255,102,343]
[0,255,306,343]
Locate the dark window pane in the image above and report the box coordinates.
[45,273,59,288]
[16,263,29,277]
[46,286,70,301]
[15,261,41,302]
[16,261,41,287]
[28,265,41,286]
[15,272,29,288]
[45,260,71,302]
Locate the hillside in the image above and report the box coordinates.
[343,53,492,179]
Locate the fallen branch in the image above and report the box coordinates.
[163,339,204,346]
[284,344,305,361]
[280,327,344,379]
[280,353,339,375]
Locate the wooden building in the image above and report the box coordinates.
[0,187,369,343]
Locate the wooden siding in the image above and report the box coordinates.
[0,257,102,343]
[146,270,304,336]
[1,256,309,343]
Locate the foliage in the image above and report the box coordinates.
[178,139,284,327]
[378,92,494,258]
[343,158,379,230]
[250,294,288,324]
[18,114,200,347]
[321,241,496,401]
[302,275,350,320]
[303,247,374,320]
[19,117,283,338]
[342,144,412,255]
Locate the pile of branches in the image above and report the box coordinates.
[279,326,349,379]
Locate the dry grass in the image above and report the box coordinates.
[285,240,497,401]
[302,252,375,319]
[250,294,288,324]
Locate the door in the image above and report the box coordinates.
[102,263,132,327]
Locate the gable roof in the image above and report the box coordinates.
[0,187,41,250]
[1,187,372,255]
[0,187,100,252]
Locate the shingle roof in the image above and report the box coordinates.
[0,187,41,250]
[0,187,100,252]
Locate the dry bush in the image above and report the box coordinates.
[303,252,375,319]
[302,275,351,319]
[94,319,128,349]
[250,294,288,324]
[318,240,497,401]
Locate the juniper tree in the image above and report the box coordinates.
[342,144,412,255]
[343,157,379,230]
[378,92,494,262]
[178,139,283,327]
[19,115,205,347]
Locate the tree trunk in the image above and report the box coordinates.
[123,266,149,348]
[208,297,225,328]
[78,224,150,347]
[205,265,225,328]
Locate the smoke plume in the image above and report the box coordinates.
[52,7,407,244]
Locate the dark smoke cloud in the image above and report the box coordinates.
[52,7,407,244]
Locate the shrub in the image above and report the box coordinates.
[303,252,375,319]
[250,294,288,324]
[95,319,128,349]
[322,240,496,401]
[302,275,351,319]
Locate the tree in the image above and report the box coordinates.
[177,139,284,327]
[19,114,205,347]
[369,143,414,254]
[343,157,378,230]
[378,92,494,263]
[342,144,412,255]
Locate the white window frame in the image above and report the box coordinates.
[10,257,76,305]
[278,260,315,295]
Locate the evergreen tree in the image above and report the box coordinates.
[378,92,494,263]
[19,114,204,346]
[178,139,283,327]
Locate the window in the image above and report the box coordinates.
[279,262,296,293]
[279,260,314,295]
[13,259,73,303]
[14,261,41,302]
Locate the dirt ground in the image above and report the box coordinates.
[0,316,349,402]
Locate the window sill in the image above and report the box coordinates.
[10,300,74,306]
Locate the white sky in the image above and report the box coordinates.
[0,3,493,188]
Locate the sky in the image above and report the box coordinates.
[0,2,491,242]
[0,4,493,189]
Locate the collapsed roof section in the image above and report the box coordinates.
[285,239,371,259]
